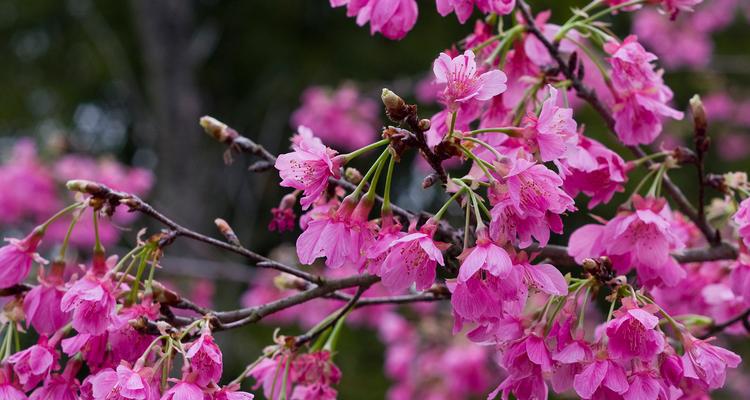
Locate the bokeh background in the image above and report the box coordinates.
[1,0,750,398]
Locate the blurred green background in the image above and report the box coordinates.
[1,0,749,398]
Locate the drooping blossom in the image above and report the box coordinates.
[275,126,344,209]
[211,384,255,400]
[457,227,513,282]
[185,328,223,386]
[29,360,81,400]
[7,336,57,390]
[23,263,71,336]
[248,354,294,400]
[623,370,668,400]
[162,380,204,400]
[0,230,45,288]
[330,0,419,40]
[379,220,448,292]
[606,35,683,145]
[559,134,630,208]
[88,364,157,400]
[491,333,552,400]
[107,301,160,365]
[436,0,515,23]
[61,333,110,372]
[522,85,578,162]
[569,196,686,287]
[681,333,742,390]
[0,365,26,400]
[433,50,507,111]
[605,298,666,361]
[291,85,378,151]
[572,358,629,399]
[489,158,576,247]
[296,197,375,269]
[292,351,342,400]
[60,273,118,335]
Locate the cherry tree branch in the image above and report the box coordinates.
[516,0,721,245]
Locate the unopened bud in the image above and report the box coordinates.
[381,88,405,111]
[66,179,105,195]
[273,274,308,291]
[418,118,431,131]
[690,95,707,135]
[581,258,598,274]
[215,218,241,246]
[345,167,363,185]
[200,116,237,143]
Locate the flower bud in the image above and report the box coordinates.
[200,116,238,143]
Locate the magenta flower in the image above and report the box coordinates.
[29,374,79,400]
[601,195,686,287]
[490,158,575,247]
[606,35,683,145]
[560,134,630,209]
[605,298,665,361]
[185,329,223,386]
[436,0,515,23]
[0,230,45,289]
[61,333,110,372]
[491,334,552,399]
[60,273,117,335]
[275,126,344,209]
[733,198,750,248]
[522,85,578,162]
[292,351,341,400]
[379,220,448,292]
[88,364,156,400]
[331,0,418,40]
[457,227,513,282]
[681,334,742,389]
[23,268,71,336]
[212,384,255,400]
[107,302,160,365]
[433,50,507,110]
[623,370,668,400]
[7,336,57,391]
[162,381,204,400]
[0,366,26,400]
[248,355,294,400]
[572,358,629,399]
[296,198,375,269]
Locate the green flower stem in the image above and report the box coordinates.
[342,139,390,162]
[433,188,468,221]
[381,153,396,214]
[349,148,390,200]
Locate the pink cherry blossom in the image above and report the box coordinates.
[606,298,666,361]
[681,334,742,389]
[560,134,630,208]
[457,227,512,282]
[606,35,683,145]
[296,198,375,269]
[433,50,507,111]
[522,85,578,162]
[185,329,223,386]
[331,0,418,40]
[162,381,204,400]
[7,336,57,391]
[212,384,255,400]
[61,333,110,372]
[0,366,26,400]
[573,358,629,399]
[436,0,515,23]
[379,220,447,292]
[107,302,160,365]
[88,364,156,400]
[248,355,294,400]
[623,370,668,400]
[489,158,576,247]
[23,265,71,336]
[29,360,81,400]
[275,126,344,209]
[0,230,45,288]
[60,273,118,335]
